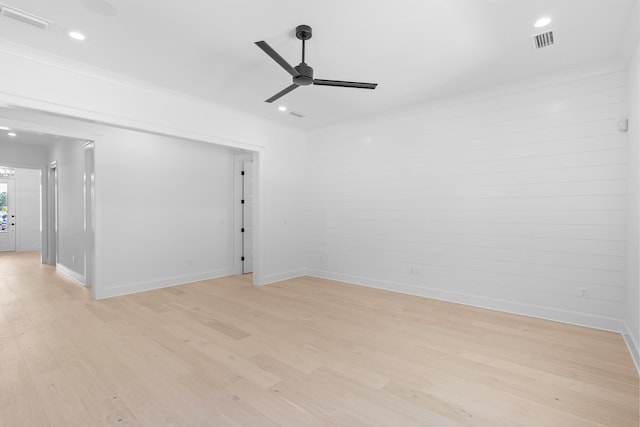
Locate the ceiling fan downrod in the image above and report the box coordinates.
[296,24,312,64]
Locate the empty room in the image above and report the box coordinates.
[0,0,638,426]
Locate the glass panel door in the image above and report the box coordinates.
[0,182,7,233]
[0,179,16,251]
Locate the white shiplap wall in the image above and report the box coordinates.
[306,63,629,331]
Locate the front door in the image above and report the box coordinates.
[0,179,16,252]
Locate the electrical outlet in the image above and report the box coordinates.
[72,255,75,263]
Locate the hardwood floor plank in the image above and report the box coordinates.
[0,316,51,427]
[1,251,638,426]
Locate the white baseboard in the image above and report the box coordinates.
[306,269,626,333]
[262,269,306,286]
[17,246,41,252]
[56,263,86,287]
[622,321,640,373]
[96,268,232,299]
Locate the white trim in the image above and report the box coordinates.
[56,263,86,287]
[95,268,232,299]
[83,141,96,298]
[46,161,57,266]
[623,321,640,373]
[16,246,41,252]
[0,40,269,153]
[306,269,626,333]
[311,61,627,137]
[262,269,306,286]
[252,150,264,286]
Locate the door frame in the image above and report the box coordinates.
[233,152,256,276]
[46,160,57,265]
[84,142,96,295]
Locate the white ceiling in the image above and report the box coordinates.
[0,126,63,146]
[0,0,636,130]
[0,106,97,145]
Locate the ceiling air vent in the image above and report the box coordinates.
[289,111,306,118]
[531,30,555,49]
[0,4,51,29]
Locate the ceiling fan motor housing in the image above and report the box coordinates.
[295,25,312,40]
[294,63,313,85]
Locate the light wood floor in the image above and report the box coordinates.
[1,252,638,427]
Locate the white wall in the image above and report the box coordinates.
[46,127,251,297]
[625,39,640,369]
[50,139,86,284]
[0,40,307,295]
[259,137,306,283]
[306,62,629,332]
[96,128,237,297]
[14,167,41,252]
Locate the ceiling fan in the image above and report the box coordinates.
[255,25,378,103]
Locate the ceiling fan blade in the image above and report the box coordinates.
[255,41,299,77]
[265,84,299,103]
[313,79,377,89]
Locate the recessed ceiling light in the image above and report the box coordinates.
[0,126,9,130]
[278,105,287,112]
[7,132,16,137]
[534,17,552,28]
[68,30,86,41]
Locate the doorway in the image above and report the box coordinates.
[0,105,265,293]
[0,178,16,252]
[0,168,44,253]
